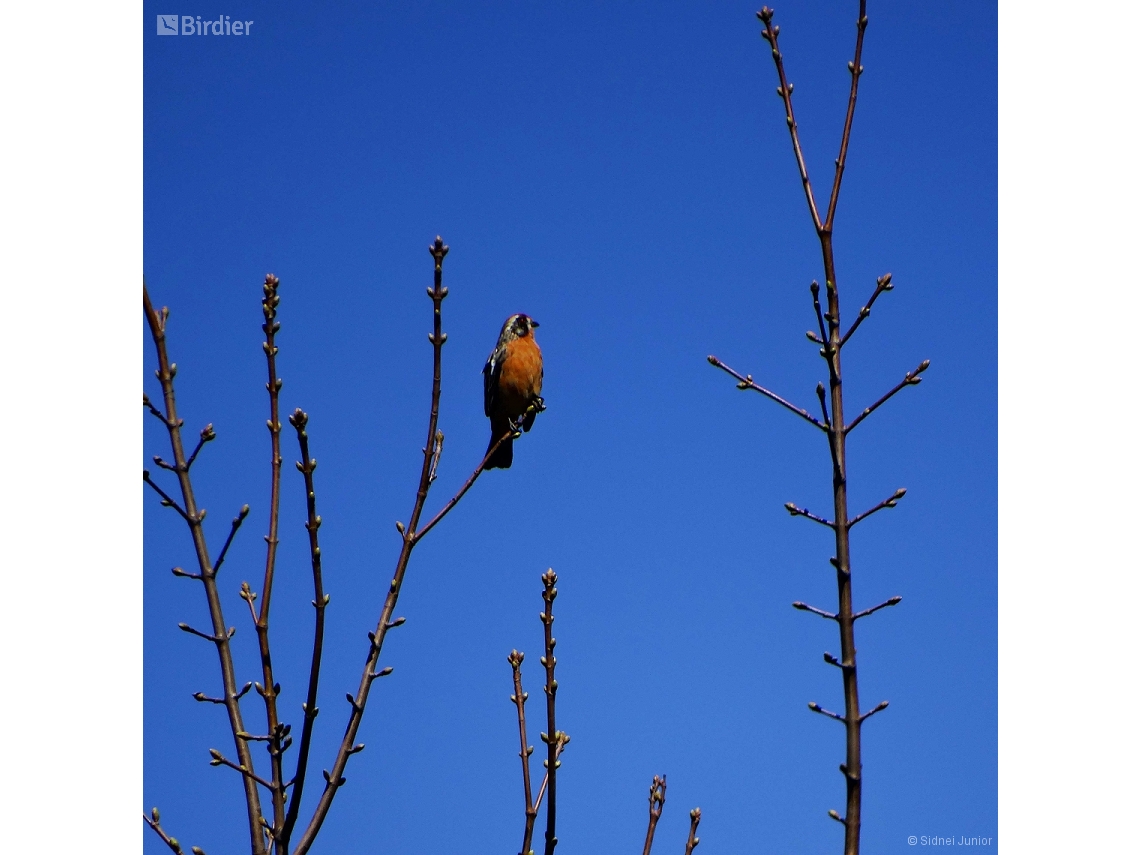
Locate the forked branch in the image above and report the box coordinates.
[291,237,515,855]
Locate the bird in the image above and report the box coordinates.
[483,313,543,469]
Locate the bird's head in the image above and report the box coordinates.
[501,313,539,342]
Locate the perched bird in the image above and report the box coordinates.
[483,313,544,469]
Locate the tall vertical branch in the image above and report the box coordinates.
[509,650,539,855]
[251,273,289,852]
[709,5,924,854]
[280,409,327,849]
[539,569,562,855]
[143,286,268,855]
[508,572,570,855]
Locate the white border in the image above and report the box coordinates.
[0,2,141,849]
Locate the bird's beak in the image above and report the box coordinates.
[530,320,540,328]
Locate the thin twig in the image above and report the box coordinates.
[859,700,889,723]
[210,749,276,791]
[810,281,829,350]
[848,488,906,528]
[807,702,846,723]
[143,392,173,426]
[845,360,930,434]
[757,8,823,232]
[175,624,231,642]
[840,274,892,348]
[280,409,330,849]
[853,596,902,620]
[412,404,537,543]
[707,356,827,432]
[186,424,217,470]
[143,471,190,521]
[144,808,199,855]
[792,601,837,620]
[531,734,567,817]
[685,808,702,855]
[213,505,250,574]
[144,285,267,855]
[784,502,835,528]
[509,650,538,855]
[641,775,667,855]
[815,382,831,427]
[823,0,869,230]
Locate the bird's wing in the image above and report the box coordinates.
[483,348,501,418]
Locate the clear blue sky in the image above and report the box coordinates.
[143,2,996,852]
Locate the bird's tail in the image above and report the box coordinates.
[484,430,514,469]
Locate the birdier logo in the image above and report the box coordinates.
[156,15,255,36]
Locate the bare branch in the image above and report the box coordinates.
[531,732,567,815]
[508,650,538,855]
[281,408,330,848]
[792,601,837,620]
[829,809,847,826]
[840,273,892,347]
[412,401,541,544]
[815,382,831,427]
[784,501,835,528]
[859,700,889,722]
[540,568,564,855]
[178,622,234,643]
[641,775,667,855]
[845,359,930,433]
[186,423,217,471]
[248,272,290,849]
[807,702,846,723]
[707,356,827,432]
[143,471,190,521]
[143,392,177,428]
[213,505,250,575]
[209,749,276,792]
[685,808,702,855]
[193,682,252,706]
[144,284,267,853]
[848,487,906,528]
[293,237,473,855]
[757,7,823,231]
[823,0,869,230]
[810,281,829,350]
[853,596,902,620]
[144,808,196,855]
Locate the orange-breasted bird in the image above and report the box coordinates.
[483,313,544,469]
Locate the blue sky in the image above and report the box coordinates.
[142,2,996,853]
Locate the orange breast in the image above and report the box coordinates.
[498,336,543,416]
